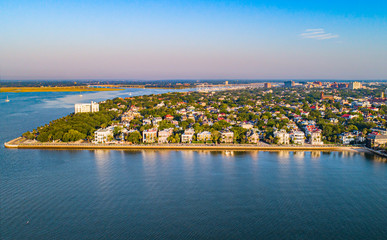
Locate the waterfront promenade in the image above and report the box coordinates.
[4,137,364,152]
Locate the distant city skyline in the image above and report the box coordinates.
[1,0,386,80]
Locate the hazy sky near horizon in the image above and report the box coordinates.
[1,0,387,80]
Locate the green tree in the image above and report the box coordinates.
[126,131,142,144]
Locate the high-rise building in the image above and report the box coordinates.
[284,81,295,88]
[264,83,272,88]
[350,81,362,89]
[75,101,99,113]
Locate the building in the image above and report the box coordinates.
[309,130,323,145]
[181,128,195,143]
[165,114,174,121]
[350,81,362,90]
[246,130,259,144]
[152,117,163,126]
[339,132,356,145]
[321,92,334,100]
[75,101,99,113]
[366,133,387,148]
[94,128,113,143]
[284,81,295,88]
[291,131,305,145]
[143,119,152,125]
[240,122,254,129]
[274,129,290,145]
[221,130,234,143]
[158,128,173,143]
[142,129,157,143]
[197,131,212,142]
[370,128,387,135]
[264,82,272,88]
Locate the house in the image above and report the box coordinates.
[309,130,323,145]
[246,130,259,144]
[94,128,113,143]
[241,122,254,129]
[221,130,234,143]
[197,131,212,142]
[158,128,173,143]
[165,114,174,121]
[291,131,305,145]
[339,132,356,145]
[142,129,157,143]
[366,133,387,148]
[370,128,387,135]
[143,119,152,125]
[181,128,195,143]
[341,114,358,120]
[152,117,163,126]
[274,129,290,145]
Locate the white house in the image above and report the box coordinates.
[291,131,305,145]
[197,131,212,142]
[181,128,195,143]
[158,128,173,143]
[221,130,234,143]
[309,130,323,145]
[94,128,113,143]
[274,129,290,145]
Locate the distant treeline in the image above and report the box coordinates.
[0,80,87,87]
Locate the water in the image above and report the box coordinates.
[1,90,387,239]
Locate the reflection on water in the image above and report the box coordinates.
[2,90,387,240]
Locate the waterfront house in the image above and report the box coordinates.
[274,129,290,145]
[158,128,173,144]
[366,132,387,148]
[221,130,234,143]
[309,130,323,145]
[94,128,113,144]
[197,131,212,142]
[290,131,305,145]
[181,128,195,143]
[339,132,357,145]
[142,129,158,143]
[246,130,259,144]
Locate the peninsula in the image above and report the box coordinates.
[5,81,387,156]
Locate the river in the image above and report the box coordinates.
[1,89,387,239]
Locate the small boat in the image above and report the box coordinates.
[5,96,10,102]
[79,92,83,97]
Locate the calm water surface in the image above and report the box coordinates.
[1,90,387,239]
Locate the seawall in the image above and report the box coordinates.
[4,138,364,152]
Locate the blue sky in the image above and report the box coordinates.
[1,0,386,80]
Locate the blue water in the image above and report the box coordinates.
[1,90,387,239]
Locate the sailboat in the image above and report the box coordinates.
[79,92,83,97]
[5,96,10,102]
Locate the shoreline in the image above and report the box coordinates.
[4,137,366,152]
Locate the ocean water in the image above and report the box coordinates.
[1,90,387,239]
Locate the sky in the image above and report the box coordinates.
[1,0,386,80]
